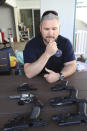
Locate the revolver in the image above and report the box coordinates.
[9,93,43,107]
[9,93,34,105]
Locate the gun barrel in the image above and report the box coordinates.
[9,95,20,99]
[3,124,29,131]
[59,120,81,126]
[3,120,47,131]
[9,93,34,100]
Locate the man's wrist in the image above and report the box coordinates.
[44,51,51,59]
[59,72,64,80]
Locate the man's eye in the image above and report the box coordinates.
[53,28,57,30]
[44,28,49,31]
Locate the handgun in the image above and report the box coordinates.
[50,86,78,106]
[9,93,44,107]
[52,99,87,126]
[17,83,37,91]
[51,80,68,91]
[3,106,47,131]
[9,93,34,105]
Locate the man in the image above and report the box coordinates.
[23,10,76,83]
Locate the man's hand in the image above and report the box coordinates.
[45,41,58,57]
[44,68,60,83]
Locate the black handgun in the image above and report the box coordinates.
[52,99,87,126]
[17,83,37,91]
[3,106,47,131]
[51,80,68,91]
[50,86,78,106]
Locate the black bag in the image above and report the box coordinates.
[0,47,14,74]
[0,51,10,74]
[0,47,15,56]
[0,47,15,74]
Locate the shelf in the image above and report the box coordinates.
[19,31,30,40]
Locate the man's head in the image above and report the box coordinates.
[40,10,60,44]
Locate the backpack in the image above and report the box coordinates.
[0,51,10,74]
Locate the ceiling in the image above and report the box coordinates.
[5,0,87,10]
[6,0,40,8]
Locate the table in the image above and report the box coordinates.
[0,72,87,131]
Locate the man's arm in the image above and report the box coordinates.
[44,60,76,83]
[24,52,50,78]
[61,60,76,77]
[24,41,58,78]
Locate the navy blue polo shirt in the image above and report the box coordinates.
[23,34,75,74]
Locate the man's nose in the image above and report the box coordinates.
[48,30,53,36]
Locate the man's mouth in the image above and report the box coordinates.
[43,36,56,44]
[46,36,55,39]
[46,37,55,43]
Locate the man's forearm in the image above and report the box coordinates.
[43,61,76,83]
[24,52,50,78]
[60,60,76,78]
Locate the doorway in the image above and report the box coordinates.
[20,9,40,39]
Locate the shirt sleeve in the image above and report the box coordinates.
[63,39,76,63]
[23,42,37,63]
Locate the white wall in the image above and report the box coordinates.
[0,4,16,38]
[40,0,75,44]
